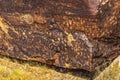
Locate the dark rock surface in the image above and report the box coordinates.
[0,0,119,72]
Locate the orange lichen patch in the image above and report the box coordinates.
[20,14,34,24]
[66,32,75,46]
[64,63,72,68]
[33,15,47,24]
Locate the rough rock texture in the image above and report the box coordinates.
[0,0,119,72]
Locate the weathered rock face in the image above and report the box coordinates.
[0,0,119,72]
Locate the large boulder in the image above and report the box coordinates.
[0,0,119,72]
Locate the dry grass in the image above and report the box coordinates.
[0,55,119,80]
[94,56,120,80]
[0,56,87,80]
